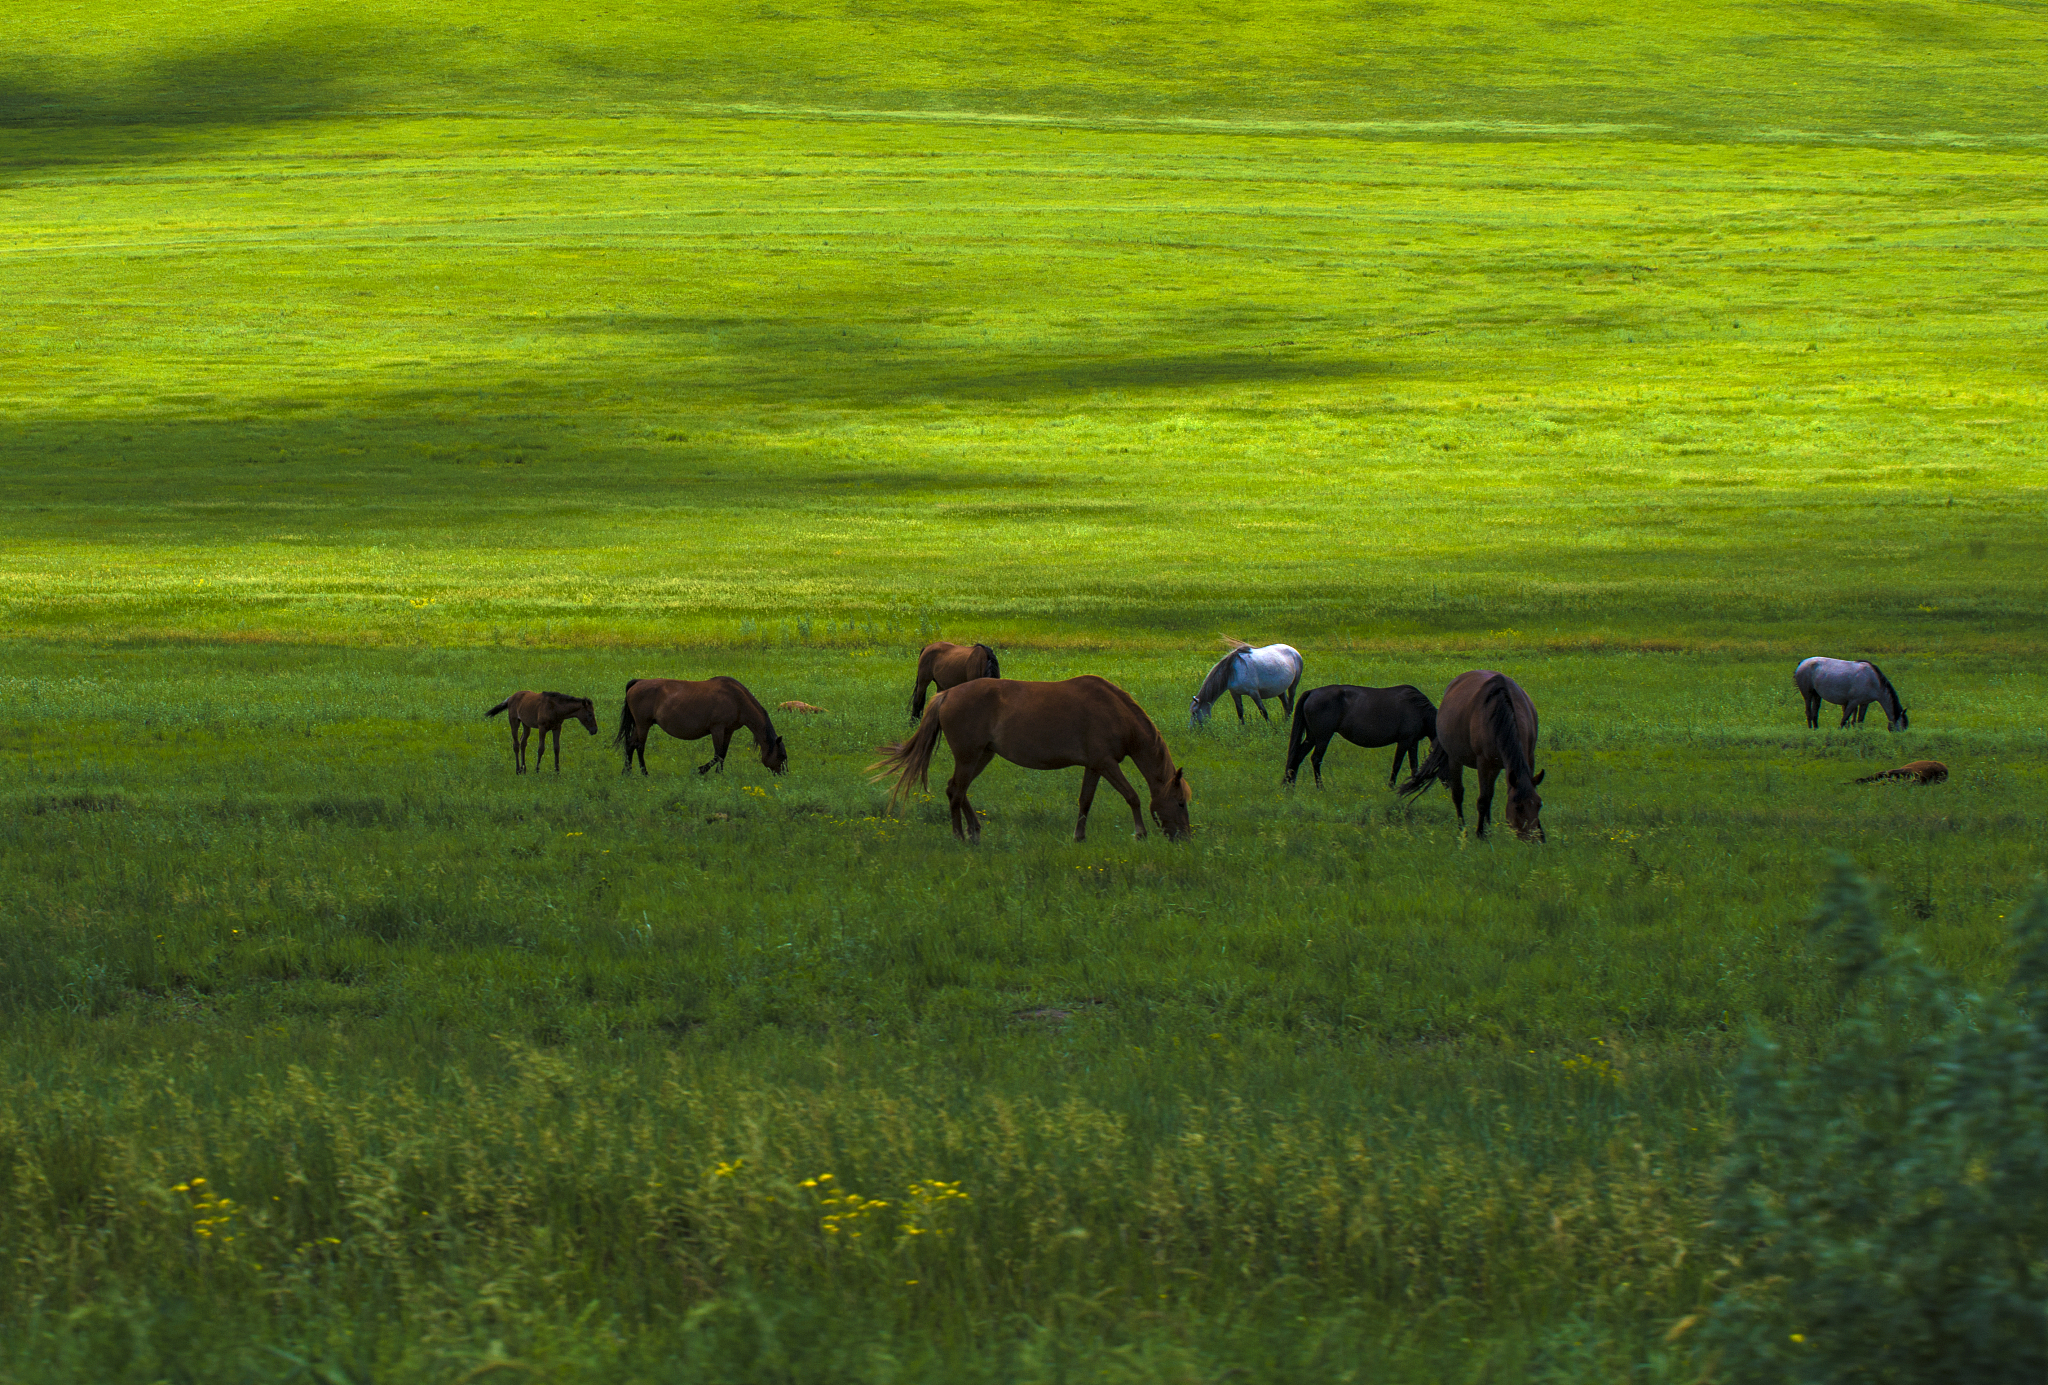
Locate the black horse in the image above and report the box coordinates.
[1283,684,1438,788]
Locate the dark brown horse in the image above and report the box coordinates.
[872,676,1191,843]
[613,677,787,776]
[1396,670,1544,840]
[485,691,598,773]
[909,641,1001,718]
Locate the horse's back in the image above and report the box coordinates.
[1439,670,1535,764]
[1235,644,1302,692]
[632,676,748,715]
[963,676,1152,758]
[1797,656,1876,700]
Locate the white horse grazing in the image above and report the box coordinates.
[1794,657,1909,731]
[1191,638,1303,726]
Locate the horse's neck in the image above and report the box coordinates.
[1128,725,1175,792]
[730,692,769,738]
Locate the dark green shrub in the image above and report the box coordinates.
[1706,860,2048,1381]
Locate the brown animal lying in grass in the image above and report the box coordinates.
[1853,760,1948,784]
[778,701,828,714]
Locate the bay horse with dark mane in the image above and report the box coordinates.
[1396,670,1544,840]
[910,641,1001,718]
[614,677,788,776]
[485,690,598,773]
[1284,684,1437,788]
[872,676,1191,843]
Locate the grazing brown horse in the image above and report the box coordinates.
[1396,670,1544,840]
[909,641,1001,718]
[1854,760,1948,784]
[485,691,598,773]
[613,677,788,776]
[872,676,1191,843]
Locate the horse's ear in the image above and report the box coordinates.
[1531,769,1545,786]
[1175,768,1192,802]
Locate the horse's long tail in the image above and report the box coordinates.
[1283,695,1312,783]
[485,699,511,719]
[977,644,1001,681]
[1396,745,1448,799]
[612,682,642,748]
[869,695,948,806]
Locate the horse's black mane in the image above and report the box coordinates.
[1867,662,1905,715]
[1194,649,1241,704]
[1481,677,1536,786]
[542,690,586,703]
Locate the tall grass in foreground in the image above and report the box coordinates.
[1,1034,1715,1383]
[6,866,2041,1382]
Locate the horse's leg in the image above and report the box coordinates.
[1803,690,1820,728]
[1074,769,1102,842]
[512,721,526,774]
[1447,766,1466,830]
[946,747,995,842]
[550,725,563,772]
[1232,692,1246,723]
[1252,693,1271,722]
[635,720,651,776]
[1311,734,1332,788]
[1475,765,1500,839]
[1098,761,1146,838]
[1839,701,1854,728]
[1387,740,1408,789]
[699,726,732,775]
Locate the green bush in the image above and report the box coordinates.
[1706,860,2048,1382]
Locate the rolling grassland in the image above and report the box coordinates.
[3,2,2045,1380]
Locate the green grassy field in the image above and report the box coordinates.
[4,2,2046,1381]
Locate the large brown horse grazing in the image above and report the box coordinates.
[1396,670,1544,840]
[613,678,788,777]
[485,691,598,773]
[909,641,1001,718]
[871,676,1191,843]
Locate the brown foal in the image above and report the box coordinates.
[485,691,599,773]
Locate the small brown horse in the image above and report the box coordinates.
[1396,670,1544,840]
[485,691,598,773]
[909,641,1001,718]
[613,677,788,776]
[1854,760,1948,784]
[872,676,1191,843]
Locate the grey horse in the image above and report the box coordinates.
[1191,638,1303,725]
[1794,657,1908,731]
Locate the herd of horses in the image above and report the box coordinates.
[485,643,1916,845]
